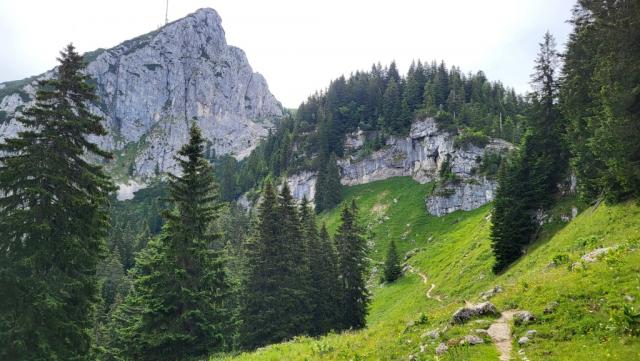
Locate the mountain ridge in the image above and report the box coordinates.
[0,8,283,181]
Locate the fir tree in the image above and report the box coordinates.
[383,240,402,283]
[0,44,115,360]
[382,78,402,131]
[219,155,238,201]
[240,181,310,348]
[300,200,340,335]
[490,32,566,273]
[117,125,233,360]
[276,183,311,335]
[240,181,279,348]
[335,200,370,330]
[315,153,342,213]
[562,0,640,202]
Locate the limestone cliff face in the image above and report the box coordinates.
[0,8,283,179]
[286,118,513,216]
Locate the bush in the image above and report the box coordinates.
[454,130,490,150]
[434,111,458,134]
[477,151,504,178]
[551,253,570,266]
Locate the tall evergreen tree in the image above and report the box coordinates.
[276,183,312,334]
[0,44,115,360]
[315,153,343,213]
[383,240,402,283]
[300,200,340,335]
[116,125,233,360]
[490,32,566,273]
[240,182,311,348]
[239,181,280,348]
[382,78,402,131]
[335,200,370,330]
[218,155,238,201]
[562,0,640,202]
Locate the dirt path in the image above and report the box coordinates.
[487,310,516,361]
[405,265,442,302]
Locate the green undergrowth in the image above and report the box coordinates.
[213,177,640,361]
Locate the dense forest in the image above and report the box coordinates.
[0,0,639,360]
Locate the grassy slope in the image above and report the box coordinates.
[214,177,640,361]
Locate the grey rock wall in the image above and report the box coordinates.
[0,8,283,179]
[285,118,513,216]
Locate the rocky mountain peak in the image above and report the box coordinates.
[0,7,283,182]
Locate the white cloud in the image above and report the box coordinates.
[0,0,574,107]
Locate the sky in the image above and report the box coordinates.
[0,0,575,108]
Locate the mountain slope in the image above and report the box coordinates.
[0,8,283,180]
[214,177,640,361]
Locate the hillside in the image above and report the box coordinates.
[214,177,640,361]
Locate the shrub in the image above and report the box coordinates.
[453,130,490,150]
[434,111,458,134]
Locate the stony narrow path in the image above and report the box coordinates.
[487,310,516,361]
[405,265,442,302]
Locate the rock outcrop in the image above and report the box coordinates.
[284,118,512,215]
[0,8,283,179]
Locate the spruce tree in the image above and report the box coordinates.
[324,153,343,210]
[276,183,311,335]
[335,200,370,330]
[562,0,640,202]
[240,181,310,348]
[301,200,340,335]
[117,125,233,360]
[0,44,115,360]
[490,33,566,273]
[315,154,327,213]
[315,152,342,213]
[383,240,402,283]
[382,78,402,131]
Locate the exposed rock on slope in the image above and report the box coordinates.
[286,118,513,215]
[0,8,283,178]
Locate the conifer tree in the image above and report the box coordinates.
[562,0,640,202]
[276,183,312,334]
[240,181,311,348]
[383,240,402,283]
[117,125,233,360]
[382,78,402,131]
[0,44,115,360]
[490,32,566,273]
[301,200,340,335]
[315,153,342,213]
[240,181,279,348]
[335,200,370,330]
[324,153,343,209]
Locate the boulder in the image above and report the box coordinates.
[518,336,530,345]
[460,335,484,345]
[581,247,615,262]
[435,342,448,355]
[525,330,537,338]
[514,311,535,325]
[451,302,499,324]
[480,285,503,300]
[422,330,440,339]
[543,301,559,314]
